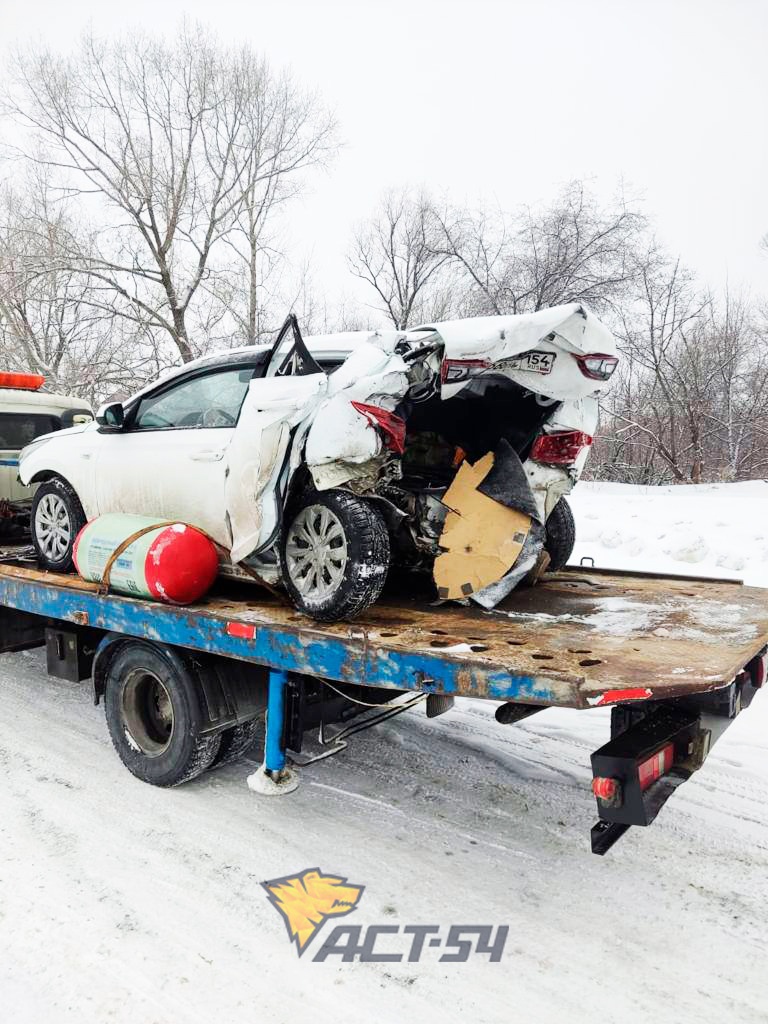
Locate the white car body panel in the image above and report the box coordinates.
[226,374,327,562]
[304,334,411,479]
[19,422,101,517]
[420,303,617,400]
[94,426,234,546]
[2,393,93,503]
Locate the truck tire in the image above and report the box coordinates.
[544,497,576,571]
[103,641,222,786]
[31,475,87,573]
[281,489,390,622]
[211,718,262,768]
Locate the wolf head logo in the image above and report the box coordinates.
[262,868,365,956]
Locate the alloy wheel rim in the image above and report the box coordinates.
[34,493,72,560]
[285,504,348,601]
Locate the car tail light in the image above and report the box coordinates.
[0,372,45,390]
[575,353,618,381]
[530,430,593,465]
[440,358,491,385]
[350,401,406,454]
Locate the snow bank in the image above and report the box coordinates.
[569,480,768,587]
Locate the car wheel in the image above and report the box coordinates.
[544,496,576,571]
[280,489,390,622]
[31,476,87,573]
[104,641,222,787]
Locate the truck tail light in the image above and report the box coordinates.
[575,354,618,381]
[440,358,491,384]
[592,741,675,812]
[350,402,406,454]
[0,372,45,390]
[530,430,593,465]
[637,742,675,791]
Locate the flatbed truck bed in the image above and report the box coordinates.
[1,547,766,853]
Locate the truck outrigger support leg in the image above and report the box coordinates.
[246,669,300,796]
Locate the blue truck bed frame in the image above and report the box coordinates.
[1,552,767,852]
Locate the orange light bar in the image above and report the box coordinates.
[0,372,45,391]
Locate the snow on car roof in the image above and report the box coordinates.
[0,389,92,412]
[129,306,614,406]
[416,303,617,356]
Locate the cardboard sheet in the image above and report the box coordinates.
[433,452,532,600]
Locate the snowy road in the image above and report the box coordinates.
[2,484,768,1023]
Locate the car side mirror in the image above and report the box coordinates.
[95,401,125,432]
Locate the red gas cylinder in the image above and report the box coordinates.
[73,514,219,605]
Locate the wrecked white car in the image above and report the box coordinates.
[19,303,617,621]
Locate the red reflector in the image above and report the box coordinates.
[226,621,256,640]
[350,401,406,454]
[638,742,675,791]
[0,372,45,390]
[592,777,620,804]
[530,430,593,465]
[590,687,654,707]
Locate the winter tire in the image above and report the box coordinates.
[281,489,390,622]
[104,642,222,787]
[31,475,87,572]
[211,718,263,768]
[544,496,576,571]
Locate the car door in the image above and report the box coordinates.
[225,317,329,562]
[94,363,257,548]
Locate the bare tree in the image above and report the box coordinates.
[598,246,710,481]
[0,170,128,399]
[590,252,768,485]
[698,293,768,480]
[433,181,647,317]
[5,25,337,361]
[348,189,455,328]
[206,62,337,346]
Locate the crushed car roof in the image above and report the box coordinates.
[416,303,616,357]
[132,305,614,403]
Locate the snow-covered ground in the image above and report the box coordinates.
[570,480,768,586]
[2,482,768,1023]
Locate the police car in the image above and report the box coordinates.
[0,373,92,533]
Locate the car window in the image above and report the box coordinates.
[132,367,254,431]
[0,412,61,448]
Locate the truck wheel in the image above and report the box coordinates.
[31,475,87,573]
[544,497,576,571]
[104,642,221,786]
[211,718,262,768]
[280,489,390,622]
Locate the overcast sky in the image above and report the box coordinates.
[3,0,767,314]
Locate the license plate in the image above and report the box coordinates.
[508,350,556,374]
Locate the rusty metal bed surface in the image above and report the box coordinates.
[0,555,766,709]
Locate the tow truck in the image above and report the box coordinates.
[0,537,765,854]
